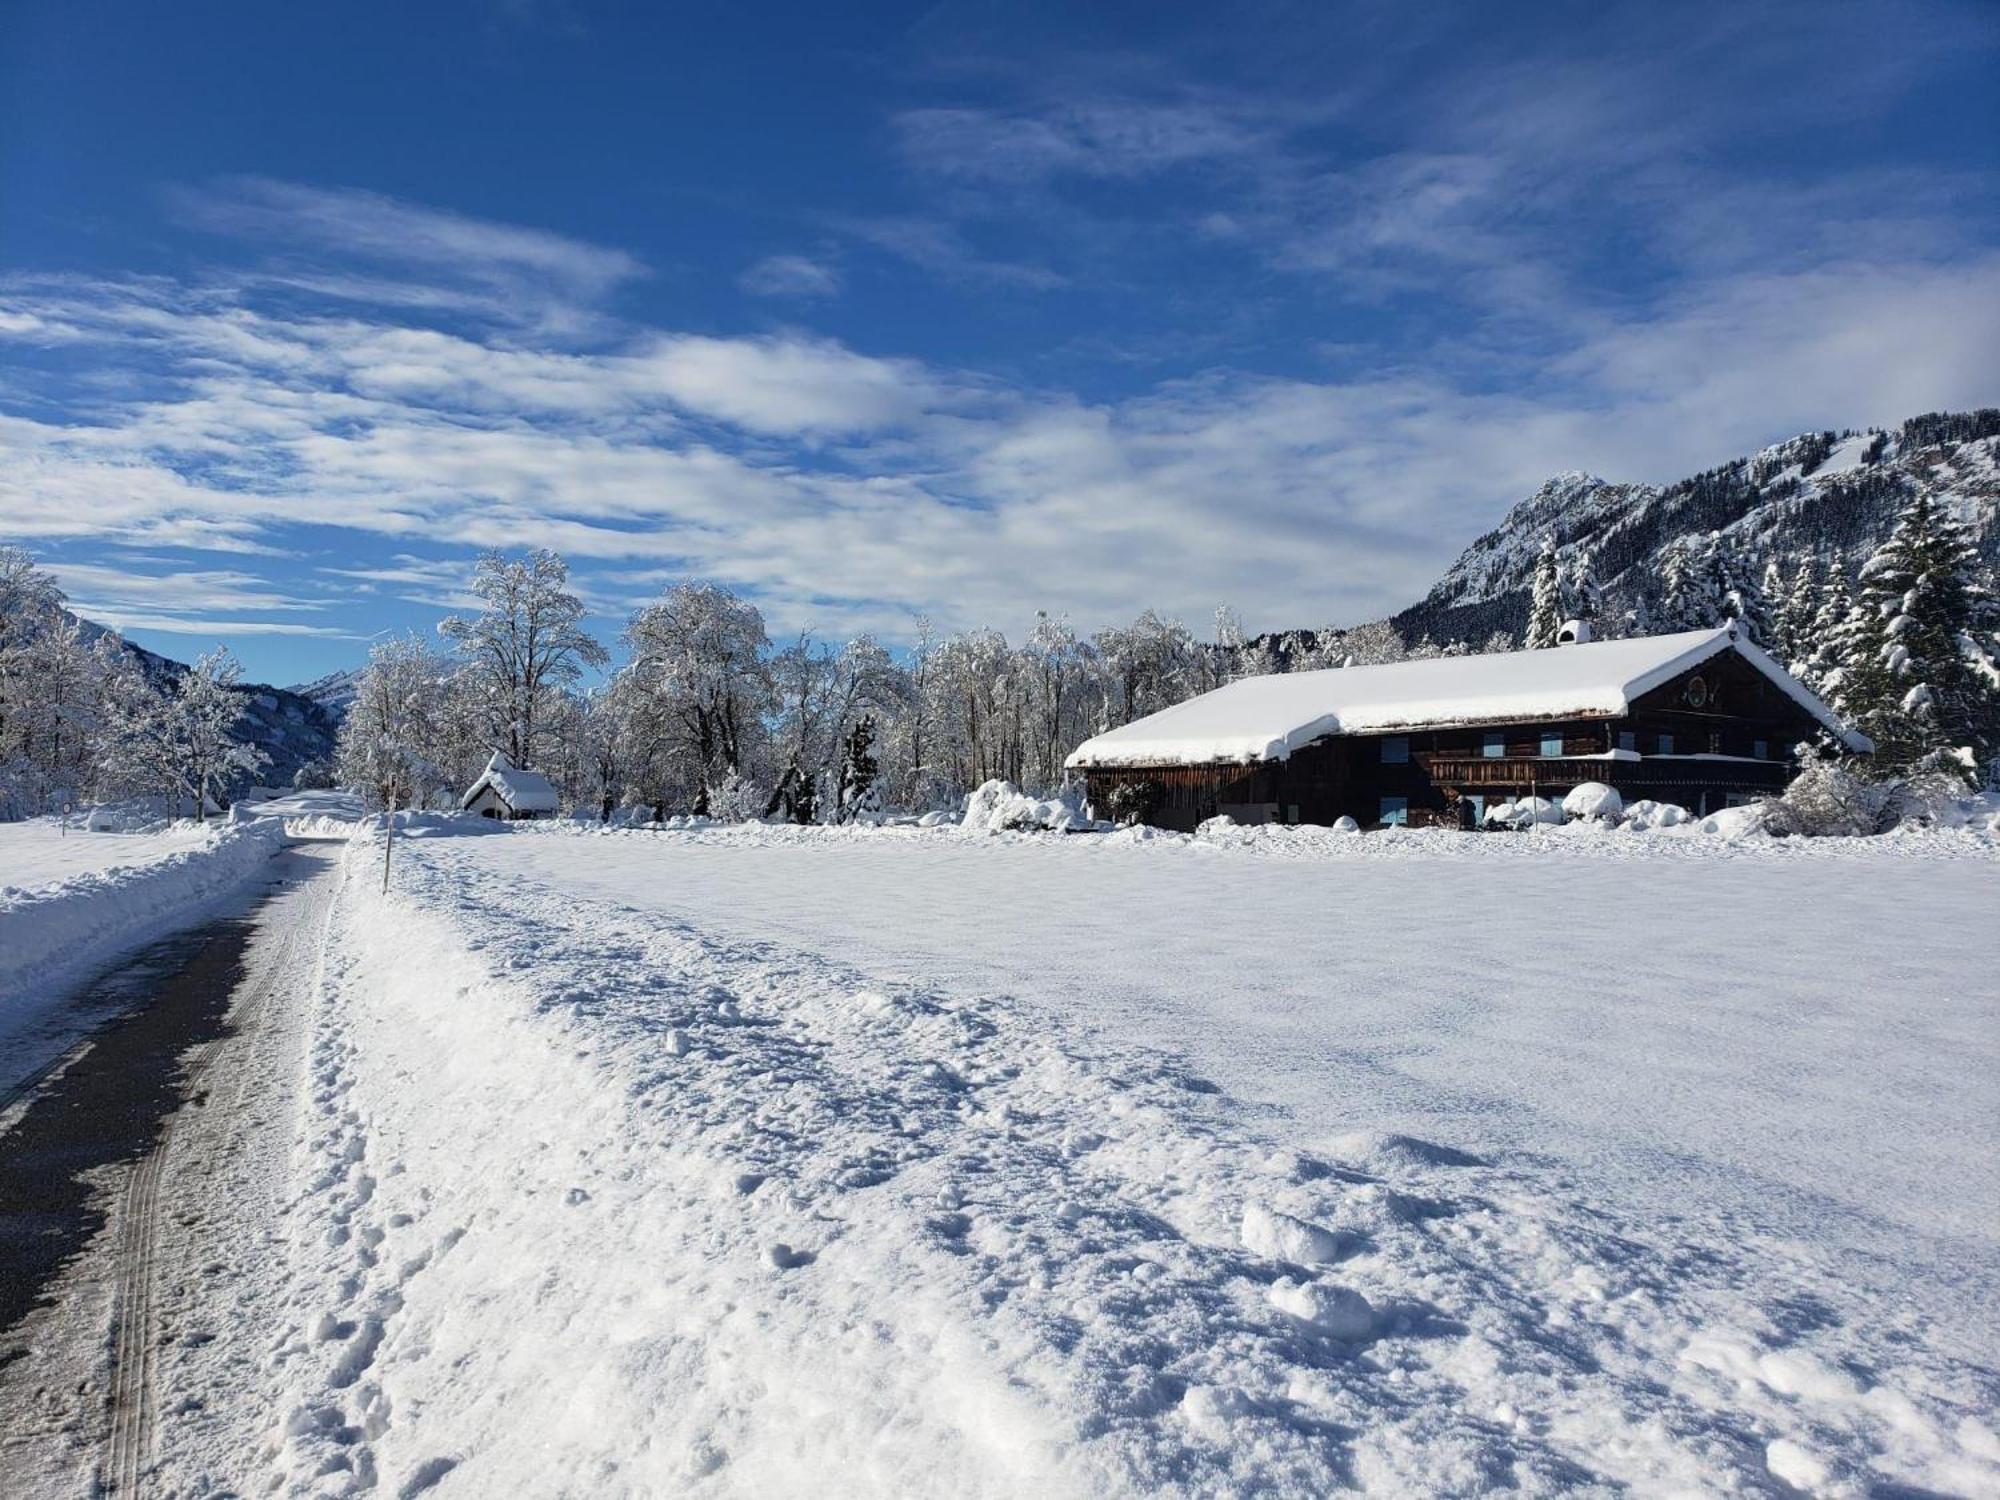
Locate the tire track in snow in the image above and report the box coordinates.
[98,846,342,1496]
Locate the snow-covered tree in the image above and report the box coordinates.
[1563,558,1603,636]
[1849,492,1999,776]
[1704,537,1771,645]
[337,634,452,813]
[838,713,881,823]
[1525,538,1563,649]
[105,649,268,818]
[1655,541,1707,631]
[1771,557,1820,669]
[622,582,771,816]
[439,549,608,771]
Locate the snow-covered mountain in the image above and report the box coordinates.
[286,666,364,722]
[1390,409,2000,646]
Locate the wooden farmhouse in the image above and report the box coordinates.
[1065,625,1871,831]
[461,752,560,821]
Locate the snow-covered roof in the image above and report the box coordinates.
[1066,627,1871,769]
[461,751,560,813]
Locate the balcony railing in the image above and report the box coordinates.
[1423,755,1789,787]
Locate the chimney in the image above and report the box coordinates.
[1556,619,1593,646]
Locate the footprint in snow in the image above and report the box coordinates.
[767,1243,815,1270]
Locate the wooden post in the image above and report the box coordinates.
[382,790,396,893]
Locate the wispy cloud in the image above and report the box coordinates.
[166,176,646,332]
[738,254,842,299]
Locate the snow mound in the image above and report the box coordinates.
[1623,799,1693,832]
[1487,796,1564,829]
[1268,1278,1376,1339]
[1240,1202,1349,1264]
[1562,782,1624,823]
[1698,804,1782,839]
[961,779,1092,835]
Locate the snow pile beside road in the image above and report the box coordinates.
[0,818,285,1027]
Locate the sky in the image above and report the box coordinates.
[2,0,1997,686]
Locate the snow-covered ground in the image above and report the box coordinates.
[181,818,1997,1498]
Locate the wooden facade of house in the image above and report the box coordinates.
[1070,630,1864,831]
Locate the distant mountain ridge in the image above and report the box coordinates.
[67,612,343,790]
[287,666,364,720]
[1386,409,2000,648]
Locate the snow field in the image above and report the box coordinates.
[256,822,1999,1496]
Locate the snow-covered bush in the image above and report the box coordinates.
[705,770,764,823]
[1332,815,1360,834]
[1776,751,1891,837]
[961,779,1091,834]
[1622,799,1692,832]
[1487,796,1563,829]
[1561,782,1623,824]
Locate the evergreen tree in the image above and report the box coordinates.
[1656,541,1703,631]
[1850,492,1999,775]
[1800,568,1857,699]
[1773,557,1820,668]
[1703,537,1770,644]
[1524,538,1563,649]
[839,713,881,822]
[1563,559,1603,636]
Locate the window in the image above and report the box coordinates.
[1380,735,1409,764]
[1658,732,1676,755]
[1617,730,1637,752]
[1540,731,1564,757]
[1753,739,1769,760]
[1467,794,1486,824]
[1378,796,1408,827]
[1285,805,1300,825]
[1482,731,1505,759]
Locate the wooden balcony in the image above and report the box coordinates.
[1424,755,1790,789]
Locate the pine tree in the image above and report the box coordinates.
[1524,538,1563,649]
[839,713,881,822]
[1656,542,1702,631]
[1703,537,1769,644]
[1563,559,1603,636]
[1800,568,1857,699]
[1850,492,1999,775]
[1774,557,1820,668]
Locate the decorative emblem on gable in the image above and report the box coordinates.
[1685,675,1710,708]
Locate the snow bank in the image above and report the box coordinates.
[1562,781,1624,823]
[961,778,1094,834]
[0,817,285,1029]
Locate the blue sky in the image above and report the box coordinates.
[2,0,1997,685]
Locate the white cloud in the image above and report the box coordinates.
[738,254,842,298]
